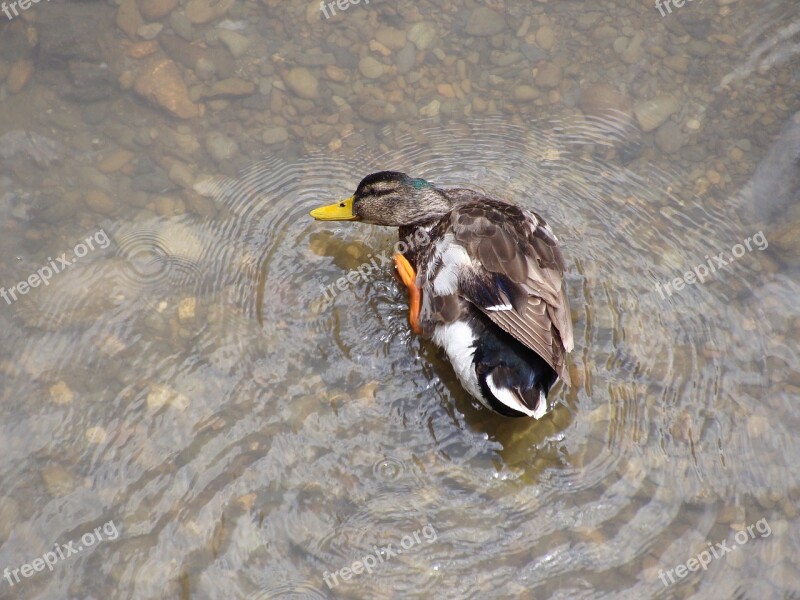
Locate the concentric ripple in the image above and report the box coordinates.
[373,456,406,482]
[114,226,176,288]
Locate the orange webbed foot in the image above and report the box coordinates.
[393,253,422,335]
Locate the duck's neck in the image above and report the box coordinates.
[394,187,454,267]
[407,187,454,225]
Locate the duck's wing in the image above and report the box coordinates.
[421,200,574,382]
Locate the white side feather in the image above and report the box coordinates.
[431,235,472,296]
[432,322,483,402]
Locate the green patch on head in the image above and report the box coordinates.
[411,178,432,190]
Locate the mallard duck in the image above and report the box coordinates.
[310,171,573,418]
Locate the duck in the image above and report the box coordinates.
[309,171,573,418]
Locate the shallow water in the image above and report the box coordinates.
[0,0,799,599]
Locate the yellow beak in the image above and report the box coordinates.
[309,196,359,221]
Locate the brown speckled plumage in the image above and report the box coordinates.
[414,196,573,383]
[311,171,574,417]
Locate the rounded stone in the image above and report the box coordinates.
[654,121,684,154]
[205,132,239,163]
[218,30,250,58]
[375,27,407,51]
[284,67,319,99]
[358,56,385,79]
[407,22,437,50]
[535,63,562,89]
[464,7,505,36]
[85,189,117,215]
[578,83,632,118]
[138,0,178,20]
[535,26,555,50]
[262,127,289,145]
[634,96,681,132]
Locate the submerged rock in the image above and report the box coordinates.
[117,0,144,38]
[49,381,74,405]
[138,0,178,20]
[66,61,117,102]
[742,111,800,224]
[407,21,438,49]
[464,7,505,36]
[218,30,250,58]
[578,83,633,120]
[7,60,33,94]
[634,96,681,132]
[185,0,234,24]
[40,465,78,497]
[0,131,62,167]
[284,67,319,99]
[133,57,201,119]
[37,2,117,106]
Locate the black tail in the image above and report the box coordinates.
[471,310,557,417]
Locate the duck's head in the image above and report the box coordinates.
[309,171,452,227]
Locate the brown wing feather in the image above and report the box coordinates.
[436,199,574,382]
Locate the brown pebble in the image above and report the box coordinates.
[116,0,144,38]
[49,381,74,405]
[178,297,197,321]
[236,492,256,510]
[138,0,178,20]
[41,465,78,497]
[7,59,34,94]
[133,57,201,119]
[514,85,539,101]
[86,426,108,444]
[98,149,135,173]
[535,25,555,50]
[126,40,159,59]
[325,64,347,82]
[85,189,117,215]
[535,63,562,89]
[368,40,392,57]
[437,83,456,98]
[578,83,633,119]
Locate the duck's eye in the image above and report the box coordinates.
[339,202,346,207]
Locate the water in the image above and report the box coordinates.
[0,0,799,598]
